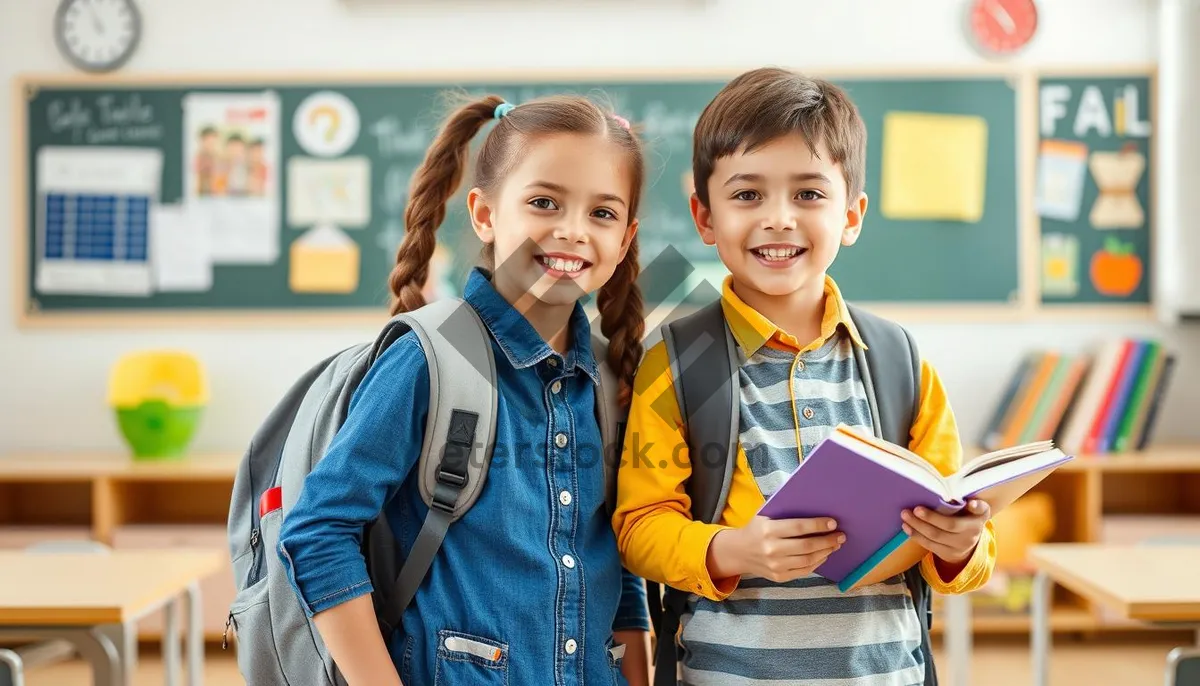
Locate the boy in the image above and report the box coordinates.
[612,67,996,685]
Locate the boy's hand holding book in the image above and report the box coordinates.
[707,515,845,584]
[901,499,991,577]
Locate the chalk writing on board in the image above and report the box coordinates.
[46,94,162,144]
[1039,84,1151,139]
[368,116,432,157]
[640,102,700,148]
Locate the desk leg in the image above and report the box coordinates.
[96,622,138,680]
[0,647,25,686]
[65,629,123,686]
[1031,570,1052,686]
[164,597,181,686]
[185,581,204,686]
[943,594,972,686]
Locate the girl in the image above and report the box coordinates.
[278,93,652,686]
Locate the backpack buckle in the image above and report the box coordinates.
[437,468,467,488]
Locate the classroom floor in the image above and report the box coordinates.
[19,635,1189,685]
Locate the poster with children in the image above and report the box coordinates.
[182,91,280,264]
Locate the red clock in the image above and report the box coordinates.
[966,0,1038,56]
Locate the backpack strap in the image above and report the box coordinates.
[653,300,741,686]
[846,303,937,686]
[845,303,920,447]
[591,334,621,517]
[372,297,498,634]
[660,300,740,525]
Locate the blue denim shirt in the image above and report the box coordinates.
[279,268,650,686]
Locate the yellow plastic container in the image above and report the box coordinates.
[108,350,209,460]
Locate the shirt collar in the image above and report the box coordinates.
[463,267,599,382]
[718,274,867,357]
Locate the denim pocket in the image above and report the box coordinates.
[434,630,509,686]
[607,638,627,685]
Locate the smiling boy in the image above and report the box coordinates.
[613,68,996,685]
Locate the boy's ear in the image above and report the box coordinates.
[842,192,869,247]
[690,193,716,246]
[467,188,495,244]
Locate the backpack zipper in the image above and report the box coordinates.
[244,527,263,587]
[223,612,235,650]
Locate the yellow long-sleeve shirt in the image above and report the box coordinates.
[612,275,995,603]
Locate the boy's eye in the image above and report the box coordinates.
[733,190,760,202]
[798,190,824,201]
[529,197,558,210]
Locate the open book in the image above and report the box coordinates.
[758,424,1073,592]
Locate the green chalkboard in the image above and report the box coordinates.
[1036,75,1153,304]
[19,73,1021,317]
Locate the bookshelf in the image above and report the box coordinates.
[1,446,1197,642]
[935,443,1200,637]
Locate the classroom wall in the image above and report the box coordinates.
[2,0,1197,454]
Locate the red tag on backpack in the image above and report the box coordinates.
[259,486,282,518]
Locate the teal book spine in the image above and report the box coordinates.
[837,529,911,592]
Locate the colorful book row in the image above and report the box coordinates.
[980,338,1176,454]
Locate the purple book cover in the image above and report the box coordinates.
[757,437,959,583]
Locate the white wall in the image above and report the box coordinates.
[1,0,1196,454]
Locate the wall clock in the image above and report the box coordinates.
[966,0,1038,57]
[55,0,142,73]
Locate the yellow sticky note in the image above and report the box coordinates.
[880,112,988,222]
[289,224,360,294]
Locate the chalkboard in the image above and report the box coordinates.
[17,71,1024,320]
[1035,74,1154,305]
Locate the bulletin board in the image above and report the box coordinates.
[1034,73,1155,306]
[9,67,1153,326]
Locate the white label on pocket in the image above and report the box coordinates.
[609,643,627,661]
[444,636,503,663]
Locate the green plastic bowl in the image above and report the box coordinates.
[115,400,204,460]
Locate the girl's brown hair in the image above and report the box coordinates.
[387,93,646,407]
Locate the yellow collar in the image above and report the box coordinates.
[718,274,867,356]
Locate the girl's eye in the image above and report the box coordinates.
[593,208,617,221]
[529,197,558,210]
[733,190,760,202]
[798,190,824,201]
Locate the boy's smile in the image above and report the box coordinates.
[691,132,867,311]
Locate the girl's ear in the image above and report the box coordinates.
[690,193,716,246]
[467,187,495,244]
[617,218,639,262]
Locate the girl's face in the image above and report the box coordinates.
[468,132,638,310]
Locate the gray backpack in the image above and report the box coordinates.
[649,300,938,686]
[224,297,624,685]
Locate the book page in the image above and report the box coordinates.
[828,428,952,499]
[833,425,948,481]
[953,448,1070,502]
[960,440,1057,477]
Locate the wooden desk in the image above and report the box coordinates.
[1028,544,1200,686]
[0,550,223,686]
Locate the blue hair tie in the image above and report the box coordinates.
[494,102,515,119]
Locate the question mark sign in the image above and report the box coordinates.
[309,105,341,143]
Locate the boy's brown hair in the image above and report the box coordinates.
[692,67,867,208]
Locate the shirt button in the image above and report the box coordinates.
[555,433,568,449]
[564,639,577,655]
[559,491,572,506]
[803,407,815,420]
[547,357,558,368]
[551,380,562,394]
[796,360,806,371]
[562,554,576,569]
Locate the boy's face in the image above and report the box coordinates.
[691,132,867,300]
